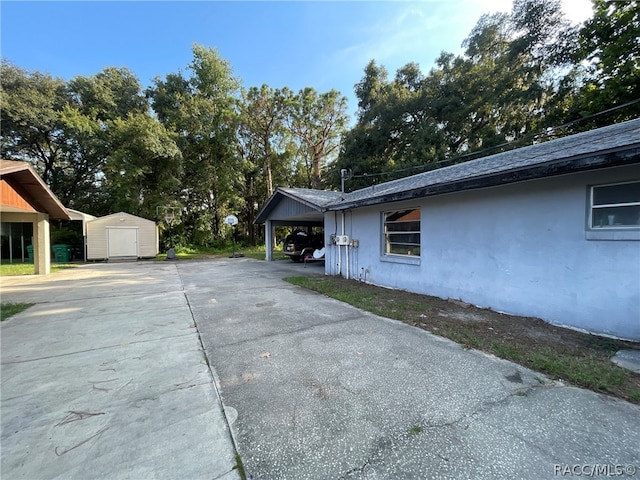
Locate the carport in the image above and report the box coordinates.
[254,187,342,261]
[0,160,70,274]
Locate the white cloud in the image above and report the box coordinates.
[328,1,487,79]
[318,0,593,118]
[330,0,592,75]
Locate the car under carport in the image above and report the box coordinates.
[253,187,342,261]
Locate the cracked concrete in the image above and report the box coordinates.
[178,257,640,480]
[3,258,639,479]
[1,262,240,480]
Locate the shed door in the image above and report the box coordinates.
[107,227,138,257]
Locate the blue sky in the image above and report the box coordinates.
[1,1,592,121]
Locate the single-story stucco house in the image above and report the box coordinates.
[0,159,71,274]
[255,118,640,341]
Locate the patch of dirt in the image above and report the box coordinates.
[360,282,636,354]
[435,310,487,322]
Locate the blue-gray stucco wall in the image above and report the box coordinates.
[324,165,640,340]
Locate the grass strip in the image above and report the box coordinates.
[0,263,78,276]
[1,303,33,321]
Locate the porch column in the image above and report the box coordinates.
[33,213,51,275]
[265,220,273,261]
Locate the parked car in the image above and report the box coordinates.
[282,230,324,262]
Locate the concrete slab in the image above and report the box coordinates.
[178,258,640,480]
[612,349,640,374]
[1,262,240,480]
[3,258,639,480]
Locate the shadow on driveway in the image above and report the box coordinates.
[180,258,640,480]
[2,258,639,480]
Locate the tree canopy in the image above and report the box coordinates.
[331,0,638,190]
[1,0,636,246]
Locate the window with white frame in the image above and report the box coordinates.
[590,181,640,228]
[383,209,421,256]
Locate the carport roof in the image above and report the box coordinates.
[0,160,71,220]
[254,187,343,224]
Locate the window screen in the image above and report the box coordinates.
[383,209,420,256]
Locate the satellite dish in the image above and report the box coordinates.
[313,247,325,259]
[224,215,238,226]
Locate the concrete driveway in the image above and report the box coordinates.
[2,258,639,479]
[1,262,240,480]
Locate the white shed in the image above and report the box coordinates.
[86,212,158,261]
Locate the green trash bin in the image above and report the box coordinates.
[52,244,71,263]
[26,245,34,263]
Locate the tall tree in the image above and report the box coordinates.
[331,60,397,189]
[288,87,349,189]
[147,44,241,245]
[235,85,297,243]
[574,0,640,123]
[61,67,149,212]
[0,63,152,213]
[0,62,69,187]
[104,112,182,219]
[332,0,580,191]
[238,85,291,198]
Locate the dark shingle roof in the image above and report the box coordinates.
[328,118,640,210]
[253,187,343,224]
[279,187,344,207]
[254,119,640,224]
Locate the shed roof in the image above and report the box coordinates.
[0,160,71,220]
[329,118,640,210]
[87,212,156,225]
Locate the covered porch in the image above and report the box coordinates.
[0,160,71,274]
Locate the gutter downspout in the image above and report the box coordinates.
[345,235,350,279]
[342,211,347,278]
[345,210,351,280]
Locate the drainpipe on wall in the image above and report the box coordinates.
[346,239,350,280]
[341,211,347,278]
[336,237,341,277]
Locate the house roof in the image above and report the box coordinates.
[329,118,640,210]
[0,160,71,220]
[254,187,343,224]
[254,119,640,224]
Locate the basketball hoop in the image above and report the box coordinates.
[156,206,179,253]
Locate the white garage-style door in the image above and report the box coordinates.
[107,227,138,258]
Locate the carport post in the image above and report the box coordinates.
[33,213,51,275]
[265,220,274,261]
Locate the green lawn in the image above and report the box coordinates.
[0,262,78,276]
[0,302,33,321]
[155,245,289,261]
